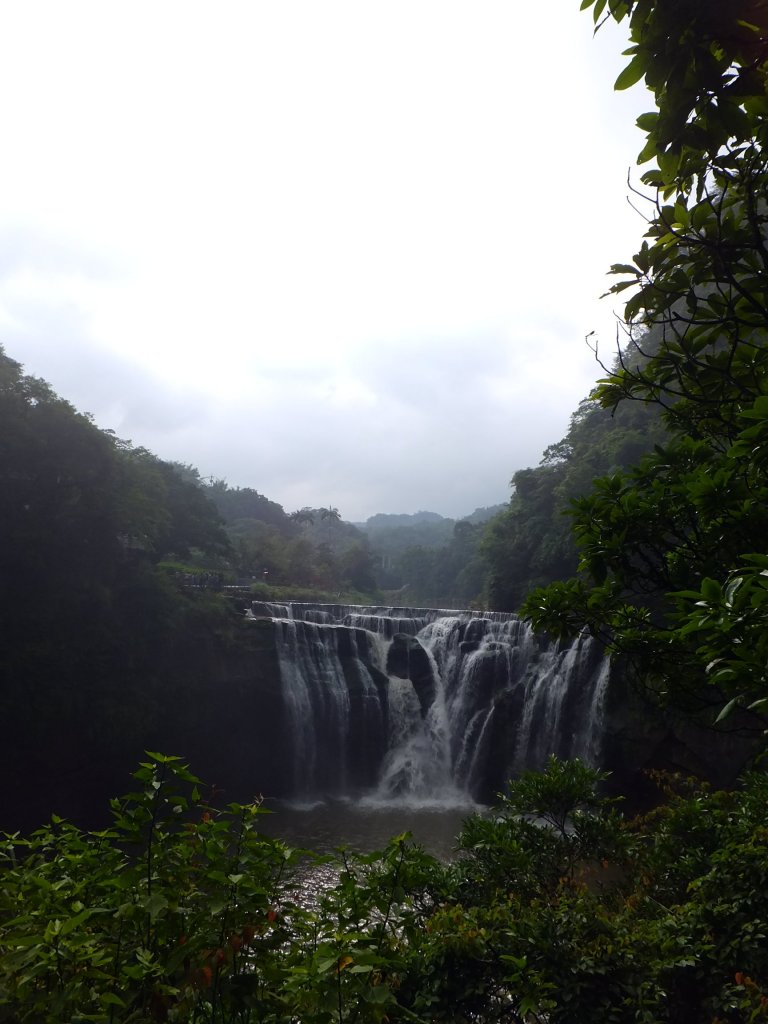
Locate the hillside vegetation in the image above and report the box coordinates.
[3,0,768,1018]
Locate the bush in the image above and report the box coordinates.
[3,756,768,1022]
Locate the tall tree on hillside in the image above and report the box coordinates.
[289,507,315,527]
[320,505,342,548]
[525,0,768,723]
[320,505,341,525]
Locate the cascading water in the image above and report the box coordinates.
[373,639,463,806]
[271,617,388,797]
[251,602,610,805]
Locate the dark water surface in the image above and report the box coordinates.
[256,798,480,860]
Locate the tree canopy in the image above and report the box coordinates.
[524,0,768,724]
[4,753,768,1023]
[482,394,665,611]
[0,347,241,826]
[4,7,768,1016]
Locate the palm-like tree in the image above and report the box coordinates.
[320,506,341,544]
[289,507,315,528]
[319,506,340,524]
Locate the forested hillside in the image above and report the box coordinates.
[3,2,768,1020]
[0,348,396,826]
[0,342,502,826]
[482,384,666,611]
[203,488,380,597]
[521,0,768,736]
[7,324,676,624]
[361,507,502,606]
[0,347,243,824]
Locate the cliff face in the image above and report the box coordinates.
[5,614,287,832]
[160,616,288,800]
[8,604,759,833]
[599,670,761,810]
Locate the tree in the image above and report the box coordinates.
[320,505,341,542]
[482,396,664,611]
[229,520,290,581]
[0,347,242,826]
[206,481,292,534]
[340,540,379,594]
[289,507,315,528]
[143,458,231,562]
[5,754,768,1023]
[523,1,768,723]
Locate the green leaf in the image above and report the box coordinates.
[100,993,127,1008]
[614,55,645,91]
[724,577,744,607]
[144,893,169,921]
[715,697,740,723]
[700,578,723,603]
[636,111,658,132]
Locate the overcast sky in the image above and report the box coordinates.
[0,2,649,522]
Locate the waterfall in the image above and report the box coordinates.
[272,618,388,798]
[257,602,609,804]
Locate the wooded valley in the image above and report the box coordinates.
[3,0,768,1019]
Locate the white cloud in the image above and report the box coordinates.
[0,2,650,521]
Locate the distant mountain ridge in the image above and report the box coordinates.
[362,510,446,531]
[357,505,505,534]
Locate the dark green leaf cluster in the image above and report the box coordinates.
[1,753,314,1023]
[4,755,768,1023]
[523,1,768,724]
[588,0,768,193]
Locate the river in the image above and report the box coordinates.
[257,797,480,859]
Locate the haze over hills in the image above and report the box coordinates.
[356,507,506,597]
[357,506,505,531]
[1,337,673,616]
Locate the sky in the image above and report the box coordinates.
[0,2,650,523]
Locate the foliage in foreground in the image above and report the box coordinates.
[524,0,768,724]
[2,754,768,1023]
